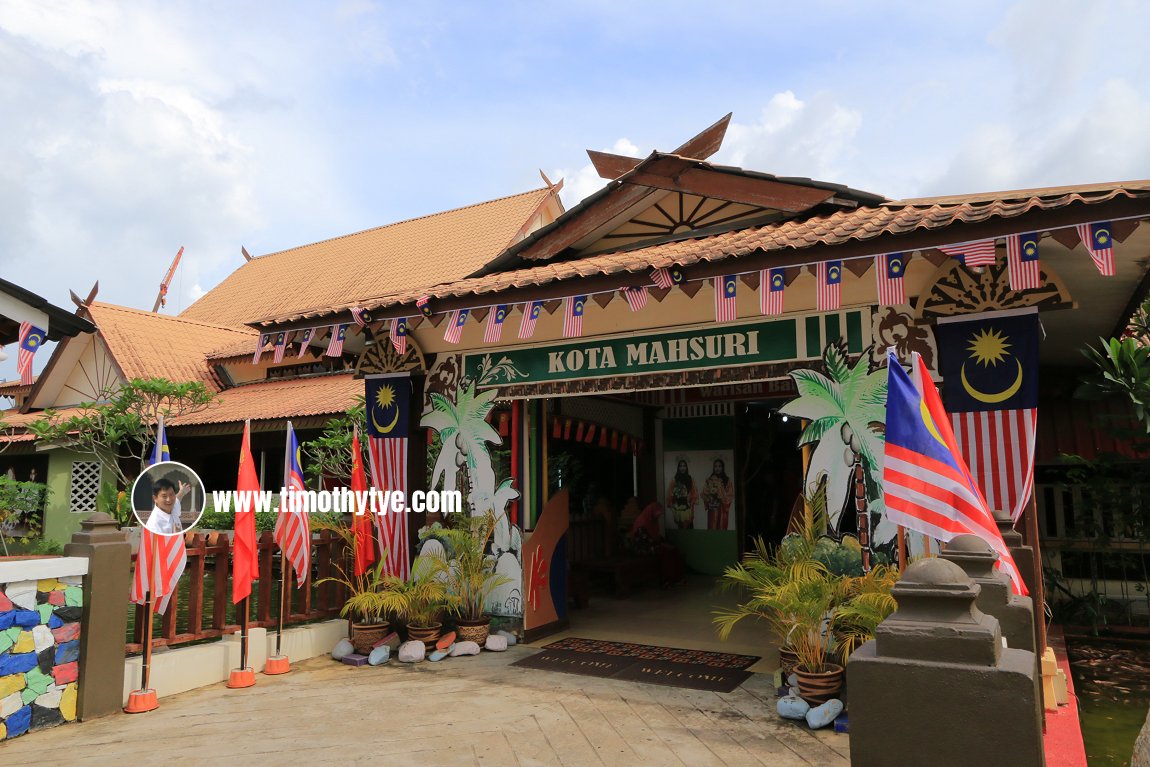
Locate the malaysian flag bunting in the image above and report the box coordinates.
[651,266,685,289]
[416,295,432,317]
[1076,221,1115,276]
[939,240,997,267]
[366,376,411,580]
[390,318,408,355]
[563,295,587,338]
[16,322,46,386]
[272,332,287,363]
[443,308,469,344]
[351,307,370,327]
[936,312,1039,524]
[130,416,186,614]
[233,420,261,604]
[883,351,1028,595]
[622,287,647,312]
[715,275,737,322]
[761,268,785,315]
[875,253,907,306]
[275,421,310,587]
[325,324,347,357]
[484,305,508,343]
[816,261,842,311]
[296,327,313,358]
[351,427,376,576]
[252,333,272,364]
[519,301,542,339]
[1005,233,1041,291]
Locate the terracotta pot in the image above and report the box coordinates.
[455,616,491,645]
[793,662,844,705]
[407,622,442,652]
[778,646,799,675]
[350,622,389,655]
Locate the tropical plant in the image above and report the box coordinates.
[0,478,49,552]
[376,562,460,627]
[830,565,899,660]
[1077,296,1150,432]
[303,399,366,489]
[431,511,512,621]
[312,513,393,624]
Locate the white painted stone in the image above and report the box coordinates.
[449,641,481,657]
[496,630,517,646]
[805,698,844,730]
[36,685,64,709]
[331,638,354,660]
[0,692,22,717]
[484,635,507,652]
[32,625,54,653]
[776,695,809,720]
[5,581,37,610]
[398,641,425,663]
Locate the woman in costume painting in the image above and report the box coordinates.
[703,458,733,530]
[667,459,697,529]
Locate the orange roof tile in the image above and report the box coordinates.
[87,302,256,390]
[180,187,555,328]
[168,374,360,426]
[0,408,49,441]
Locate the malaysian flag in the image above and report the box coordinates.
[275,422,310,587]
[296,328,313,358]
[816,261,842,311]
[130,416,186,615]
[1076,221,1115,276]
[651,266,684,289]
[939,240,997,267]
[252,333,272,364]
[519,301,542,339]
[390,318,408,355]
[444,309,469,344]
[272,332,287,363]
[16,322,46,386]
[484,305,508,343]
[351,307,370,327]
[761,268,785,315]
[1006,233,1041,291]
[366,376,410,580]
[622,287,647,312]
[875,253,907,306]
[416,295,432,317]
[325,324,347,357]
[715,275,737,322]
[883,351,1027,595]
[562,295,587,338]
[937,312,1039,524]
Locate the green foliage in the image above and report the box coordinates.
[196,511,278,532]
[1078,296,1150,433]
[374,562,460,627]
[0,478,49,546]
[303,399,366,489]
[427,511,512,621]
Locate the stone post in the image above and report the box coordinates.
[64,513,130,720]
[995,508,1045,655]
[847,558,1044,767]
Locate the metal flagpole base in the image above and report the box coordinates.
[124,689,159,713]
[226,668,256,688]
[263,655,291,675]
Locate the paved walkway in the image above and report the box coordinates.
[5,647,849,766]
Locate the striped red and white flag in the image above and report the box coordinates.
[252,333,271,365]
[816,261,842,311]
[484,305,508,343]
[16,322,46,386]
[443,309,468,344]
[272,332,287,363]
[325,324,347,357]
[389,319,407,355]
[875,253,906,306]
[296,328,314,358]
[951,408,1037,524]
[622,287,647,312]
[939,240,997,267]
[130,529,187,615]
[1006,233,1041,291]
[367,435,410,580]
[714,276,737,322]
[1076,221,1115,276]
[651,267,674,289]
[562,296,586,338]
[519,301,542,339]
[761,268,785,315]
[275,421,310,586]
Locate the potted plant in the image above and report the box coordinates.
[767,571,847,704]
[434,512,511,645]
[830,564,898,662]
[378,558,459,651]
[316,557,394,655]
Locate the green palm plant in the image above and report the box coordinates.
[434,511,512,621]
[759,567,847,674]
[830,565,899,661]
[376,561,460,628]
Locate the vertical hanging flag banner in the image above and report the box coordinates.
[936,311,1040,524]
[715,275,737,322]
[622,287,647,312]
[325,324,347,357]
[939,240,997,266]
[272,332,287,363]
[1076,221,1115,276]
[365,376,411,580]
[761,268,785,315]
[519,301,542,339]
[875,252,906,306]
[275,421,310,587]
[651,267,680,289]
[351,307,369,327]
[1006,233,1041,291]
[562,295,587,338]
[252,333,272,364]
[233,421,260,604]
[444,308,469,344]
[390,318,408,355]
[16,322,46,386]
[351,427,375,576]
[296,328,313,358]
[816,261,842,311]
[484,305,508,343]
[416,295,433,317]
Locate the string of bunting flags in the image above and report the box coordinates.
[249,219,1123,362]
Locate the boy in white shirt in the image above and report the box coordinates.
[145,476,191,535]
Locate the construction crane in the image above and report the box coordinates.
[152,246,184,312]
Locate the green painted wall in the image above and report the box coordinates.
[43,449,103,544]
[663,415,738,573]
[666,529,738,575]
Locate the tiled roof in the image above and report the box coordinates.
[87,302,256,389]
[168,374,360,426]
[252,182,1150,325]
[180,187,555,328]
[0,409,50,441]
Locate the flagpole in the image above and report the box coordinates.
[897,525,908,571]
[125,533,160,713]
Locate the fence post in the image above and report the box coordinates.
[847,557,1044,767]
[995,508,1045,656]
[64,512,130,720]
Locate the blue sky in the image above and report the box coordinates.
[2,0,1149,381]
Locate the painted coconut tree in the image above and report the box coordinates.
[421,379,522,616]
[779,342,895,562]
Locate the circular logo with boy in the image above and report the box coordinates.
[131,461,206,535]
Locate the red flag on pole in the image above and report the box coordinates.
[232,420,260,604]
[351,428,376,576]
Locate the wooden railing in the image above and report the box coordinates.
[126,529,349,654]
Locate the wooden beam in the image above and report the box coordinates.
[626,162,834,212]
[517,182,660,261]
[588,150,643,181]
[585,113,732,180]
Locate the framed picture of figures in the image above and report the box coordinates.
[662,450,736,531]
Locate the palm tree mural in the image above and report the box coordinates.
[779,342,888,563]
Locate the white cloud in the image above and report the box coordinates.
[553,137,647,208]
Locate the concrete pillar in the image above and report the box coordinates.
[64,512,130,720]
[847,558,1044,767]
[995,507,1044,655]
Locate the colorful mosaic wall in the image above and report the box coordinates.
[0,577,82,740]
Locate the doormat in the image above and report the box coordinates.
[511,649,635,678]
[610,659,753,693]
[543,637,760,669]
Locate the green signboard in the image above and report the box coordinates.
[463,311,867,389]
